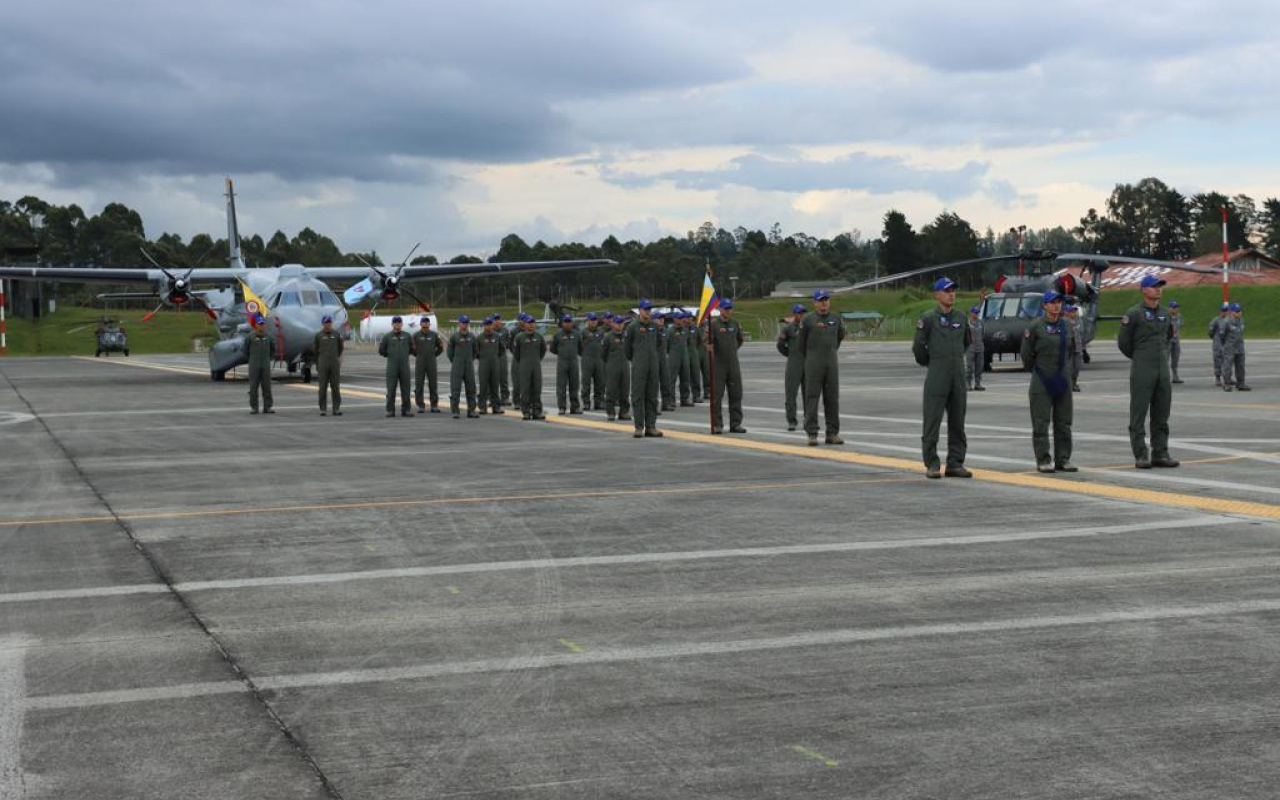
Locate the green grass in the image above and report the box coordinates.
[2,284,1273,356]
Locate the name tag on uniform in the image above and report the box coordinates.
[1047,325,1057,334]
[1144,311,1154,320]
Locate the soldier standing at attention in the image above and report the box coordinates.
[1167,301,1184,384]
[550,314,584,414]
[625,299,663,438]
[1219,302,1250,392]
[413,315,444,413]
[669,311,693,407]
[798,290,845,446]
[912,277,971,479]
[965,305,985,391]
[684,312,703,403]
[1020,291,1077,473]
[1064,304,1084,392]
[697,316,713,402]
[1117,275,1179,469]
[707,299,747,434]
[378,315,416,417]
[603,314,632,422]
[475,317,505,414]
[777,303,807,431]
[446,315,479,419]
[244,313,275,414]
[1209,302,1229,386]
[493,312,511,407]
[314,314,344,416]
[580,312,607,411]
[511,314,548,420]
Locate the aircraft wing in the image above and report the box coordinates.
[0,266,244,284]
[302,258,617,284]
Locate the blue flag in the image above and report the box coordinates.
[343,277,375,305]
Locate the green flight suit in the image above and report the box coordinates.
[624,317,662,431]
[698,322,712,401]
[799,311,845,437]
[378,330,416,414]
[313,329,344,413]
[912,306,970,470]
[1020,317,1075,466]
[550,326,584,413]
[447,329,478,414]
[686,323,703,400]
[1208,314,1226,381]
[658,321,675,409]
[708,316,745,431]
[580,324,607,410]
[776,320,806,428]
[243,330,275,412]
[413,329,444,410]
[1218,316,1246,389]
[1117,302,1173,460]
[602,326,631,419]
[669,323,692,404]
[511,329,547,418]
[475,328,504,412]
[497,324,512,404]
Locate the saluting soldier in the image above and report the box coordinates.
[625,300,663,437]
[413,315,444,413]
[912,277,971,479]
[965,305,985,391]
[686,313,703,402]
[1167,301,1184,384]
[1065,304,1084,392]
[580,313,607,411]
[244,313,275,414]
[1209,302,1229,385]
[475,316,506,414]
[1020,291,1077,473]
[511,314,548,420]
[1117,275,1179,469]
[446,315,479,419]
[707,299,746,434]
[799,289,846,446]
[493,312,511,406]
[550,314,584,414]
[777,303,807,431]
[313,314,344,416]
[602,314,632,421]
[378,315,416,417]
[1219,302,1250,391]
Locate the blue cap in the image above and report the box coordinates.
[654,310,665,318]
[391,315,403,323]
[812,289,831,301]
[638,299,653,310]
[1042,290,1063,304]
[1139,275,1166,289]
[968,306,980,314]
[602,312,613,320]
[1221,302,1231,310]
[322,315,333,323]
[483,316,493,324]
[1229,302,1241,312]
[561,314,572,322]
[492,312,501,319]
[1168,301,1179,309]
[420,314,431,322]
[458,315,470,323]
[932,277,957,292]
[792,303,807,314]
[587,312,597,320]
[1063,304,1077,313]
[721,298,734,310]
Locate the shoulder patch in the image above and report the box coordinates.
[1023,328,1032,338]
[916,318,925,330]
[1121,315,1130,324]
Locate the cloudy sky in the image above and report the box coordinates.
[2,0,1277,257]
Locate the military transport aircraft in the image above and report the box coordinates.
[0,179,615,381]
[833,251,1233,369]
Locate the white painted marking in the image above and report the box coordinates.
[0,516,1233,604]
[1082,469,1280,498]
[0,635,29,798]
[26,596,1280,710]
[0,411,34,427]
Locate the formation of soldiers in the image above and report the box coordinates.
[240,275,1249,477]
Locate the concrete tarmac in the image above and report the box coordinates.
[2,339,1279,799]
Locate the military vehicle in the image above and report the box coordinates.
[93,318,129,357]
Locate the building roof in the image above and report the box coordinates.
[1057,249,1280,290]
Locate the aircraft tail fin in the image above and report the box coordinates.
[225,176,246,270]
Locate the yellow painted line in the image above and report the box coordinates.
[558,638,584,654]
[790,745,839,768]
[542,415,1280,522]
[446,586,461,595]
[0,476,916,529]
[72,355,215,377]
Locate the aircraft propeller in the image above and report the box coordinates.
[139,248,218,321]
[357,244,433,318]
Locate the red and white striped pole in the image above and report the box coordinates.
[1,279,7,354]
[1221,205,1230,303]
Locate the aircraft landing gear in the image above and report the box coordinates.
[211,369,226,382]
[1082,349,1091,364]
[983,352,993,372]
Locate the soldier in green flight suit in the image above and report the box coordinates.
[1117,275,1179,469]
[413,315,444,413]
[697,317,712,401]
[602,315,632,421]
[511,314,548,420]
[798,290,846,446]
[378,315,416,417]
[686,313,703,402]
[912,277,971,479]
[668,311,693,406]
[446,315,479,419]
[1020,291,1078,473]
[493,312,511,406]
[707,299,746,434]
[550,314,584,414]
[580,313,607,411]
[313,314,344,416]
[243,314,275,414]
[776,303,807,432]
[475,316,506,414]
[624,300,663,437]
[656,311,676,412]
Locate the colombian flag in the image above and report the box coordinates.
[696,265,720,325]
[239,278,269,318]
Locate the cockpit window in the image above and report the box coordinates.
[275,292,301,308]
[982,300,1002,321]
[1018,296,1043,318]
[318,290,341,306]
[301,290,321,306]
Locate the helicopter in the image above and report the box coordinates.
[834,251,1232,370]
